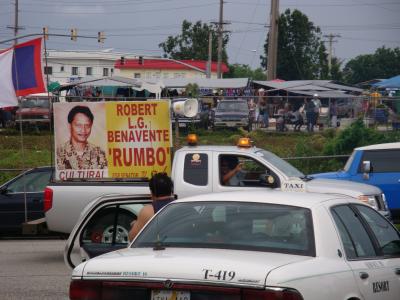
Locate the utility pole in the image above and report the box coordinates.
[207,30,212,78]
[267,0,279,80]
[13,0,19,45]
[7,0,24,45]
[14,0,18,44]
[217,0,224,79]
[323,33,341,76]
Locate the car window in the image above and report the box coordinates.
[217,101,248,112]
[355,205,400,256]
[331,205,377,259]
[7,170,51,193]
[183,153,208,186]
[133,201,315,256]
[81,204,143,245]
[256,149,304,178]
[219,154,280,188]
[360,150,400,173]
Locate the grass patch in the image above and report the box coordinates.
[2,125,390,184]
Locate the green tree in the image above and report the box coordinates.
[343,47,400,84]
[323,119,390,155]
[261,9,329,80]
[330,57,344,81]
[159,20,229,62]
[225,64,267,80]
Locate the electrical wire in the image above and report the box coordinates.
[20,2,217,15]
[17,0,191,7]
[233,0,262,63]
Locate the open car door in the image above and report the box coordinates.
[64,194,151,269]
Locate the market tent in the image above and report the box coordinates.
[56,76,164,96]
[289,90,357,99]
[155,78,249,89]
[253,80,363,95]
[372,75,400,89]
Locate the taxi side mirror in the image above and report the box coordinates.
[259,174,278,188]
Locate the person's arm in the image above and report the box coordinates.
[128,205,154,242]
[222,163,243,185]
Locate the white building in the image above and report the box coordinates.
[43,50,229,85]
[43,50,124,84]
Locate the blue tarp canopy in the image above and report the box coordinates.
[372,75,400,88]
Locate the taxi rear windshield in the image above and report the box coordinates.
[133,201,315,256]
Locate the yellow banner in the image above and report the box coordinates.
[54,101,172,181]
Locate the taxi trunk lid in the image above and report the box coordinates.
[80,247,311,288]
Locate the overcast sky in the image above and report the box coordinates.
[1,0,399,69]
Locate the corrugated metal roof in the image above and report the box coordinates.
[290,90,359,98]
[56,76,162,93]
[287,84,332,91]
[154,78,249,89]
[115,59,229,73]
[253,80,363,95]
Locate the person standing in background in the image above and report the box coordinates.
[330,99,338,128]
[304,98,316,132]
[312,94,322,128]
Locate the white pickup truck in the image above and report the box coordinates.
[44,141,389,234]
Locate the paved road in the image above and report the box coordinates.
[0,239,70,300]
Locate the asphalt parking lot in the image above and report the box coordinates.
[0,238,70,300]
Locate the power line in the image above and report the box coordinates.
[229,1,400,7]
[233,0,262,63]
[11,0,187,5]
[20,2,217,15]
[16,0,194,6]
[339,36,400,44]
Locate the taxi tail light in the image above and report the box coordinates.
[243,288,303,300]
[43,187,53,212]
[70,280,102,300]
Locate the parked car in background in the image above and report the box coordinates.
[211,99,251,131]
[0,106,18,128]
[15,94,54,129]
[311,142,400,223]
[66,191,400,300]
[0,167,53,232]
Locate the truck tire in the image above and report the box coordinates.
[85,208,136,244]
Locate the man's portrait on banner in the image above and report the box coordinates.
[56,105,107,170]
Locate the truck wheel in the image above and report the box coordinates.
[86,209,136,244]
[101,224,129,244]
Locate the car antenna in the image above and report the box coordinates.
[153,233,165,251]
[153,213,165,251]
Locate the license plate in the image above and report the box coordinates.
[226,122,236,127]
[178,123,187,128]
[151,290,190,300]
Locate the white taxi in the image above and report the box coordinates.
[65,191,400,300]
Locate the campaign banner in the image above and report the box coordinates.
[54,101,172,181]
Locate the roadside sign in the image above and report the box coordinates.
[53,101,172,181]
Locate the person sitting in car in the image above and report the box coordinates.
[220,156,245,186]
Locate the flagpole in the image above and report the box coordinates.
[12,46,28,223]
[42,31,54,173]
